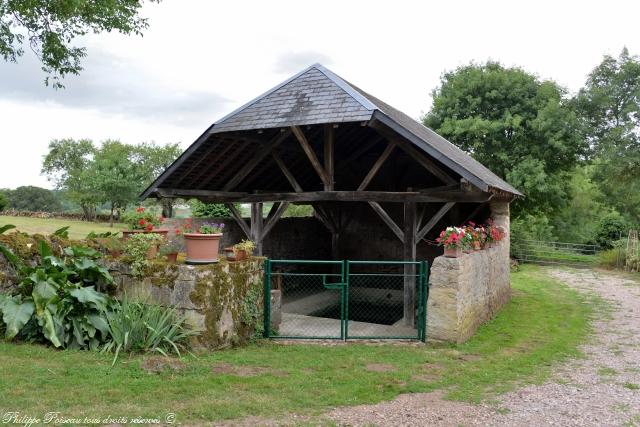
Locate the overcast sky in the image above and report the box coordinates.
[1,0,638,189]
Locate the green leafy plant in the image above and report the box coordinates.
[123,233,164,277]
[0,240,114,349]
[190,200,234,218]
[122,207,163,231]
[102,296,197,365]
[159,241,181,256]
[0,224,20,268]
[233,239,255,254]
[52,226,70,239]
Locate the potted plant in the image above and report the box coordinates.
[121,207,168,239]
[123,233,165,277]
[102,236,124,258]
[436,226,466,258]
[233,239,255,261]
[160,241,181,263]
[182,219,224,264]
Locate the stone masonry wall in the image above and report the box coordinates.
[106,258,264,349]
[426,200,511,343]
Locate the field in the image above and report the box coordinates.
[0,266,598,424]
[0,215,124,239]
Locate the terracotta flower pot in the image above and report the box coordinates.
[184,233,222,264]
[234,249,249,261]
[444,247,462,258]
[109,249,122,258]
[224,247,236,261]
[122,229,169,240]
[473,242,481,251]
[165,252,178,263]
[146,245,159,260]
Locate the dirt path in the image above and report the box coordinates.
[325,268,640,427]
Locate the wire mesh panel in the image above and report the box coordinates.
[346,261,426,340]
[266,260,345,339]
[264,259,428,341]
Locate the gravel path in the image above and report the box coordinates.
[326,268,640,427]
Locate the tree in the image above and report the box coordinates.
[86,140,145,225]
[0,0,160,88]
[134,142,182,218]
[0,192,7,212]
[3,186,62,212]
[423,62,584,216]
[41,138,98,220]
[190,200,233,218]
[574,48,640,222]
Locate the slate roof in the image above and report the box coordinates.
[142,64,522,198]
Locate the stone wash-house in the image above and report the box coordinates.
[142,64,522,343]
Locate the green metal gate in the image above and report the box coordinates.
[263,259,429,341]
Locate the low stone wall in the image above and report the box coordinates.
[107,258,265,349]
[427,241,511,343]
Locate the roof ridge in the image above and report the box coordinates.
[312,64,379,111]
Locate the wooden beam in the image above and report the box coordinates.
[250,203,264,256]
[324,124,334,191]
[223,131,290,191]
[368,202,404,242]
[271,150,303,192]
[368,120,456,185]
[184,142,238,188]
[416,202,455,241]
[337,135,385,173]
[403,199,417,327]
[357,141,396,191]
[156,189,492,204]
[262,202,289,239]
[291,126,330,187]
[226,203,251,238]
[312,203,338,234]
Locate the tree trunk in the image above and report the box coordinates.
[161,198,174,218]
[109,202,114,227]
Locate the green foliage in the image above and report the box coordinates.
[0,192,7,211]
[598,246,626,270]
[123,233,164,277]
[102,296,196,365]
[594,213,629,249]
[240,284,263,340]
[511,214,556,242]
[121,207,162,231]
[0,0,160,88]
[575,48,640,222]
[190,200,233,218]
[52,226,70,239]
[1,186,62,212]
[283,204,314,217]
[233,239,255,254]
[424,61,583,216]
[0,239,114,348]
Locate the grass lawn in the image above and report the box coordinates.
[0,265,598,424]
[0,215,124,240]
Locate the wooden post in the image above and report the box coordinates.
[324,124,334,191]
[250,202,264,256]
[403,196,417,327]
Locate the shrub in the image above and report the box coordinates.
[190,200,233,218]
[103,297,196,364]
[593,212,629,249]
[123,233,164,277]
[598,248,625,269]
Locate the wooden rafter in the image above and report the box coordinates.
[368,201,404,242]
[271,150,303,192]
[312,203,338,234]
[223,131,291,191]
[416,202,455,241]
[357,141,396,191]
[291,126,330,187]
[225,203,251,238]
[183,142,237,188]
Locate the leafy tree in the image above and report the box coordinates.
[3,186,62,212]
[593,212,629,249]
[86,141,145,225]
[134,142,182,218]
[424,62,583,216]
[41,138,98,220]
[190,200,233,218]
[0,192,7,211]
[574,48,640,221]
[0,0,160,88]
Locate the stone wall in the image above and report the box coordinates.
[426,200,511,343]
[107,258,265,349]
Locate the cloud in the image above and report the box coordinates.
[273,51,333,74]
[0,48,229,125]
